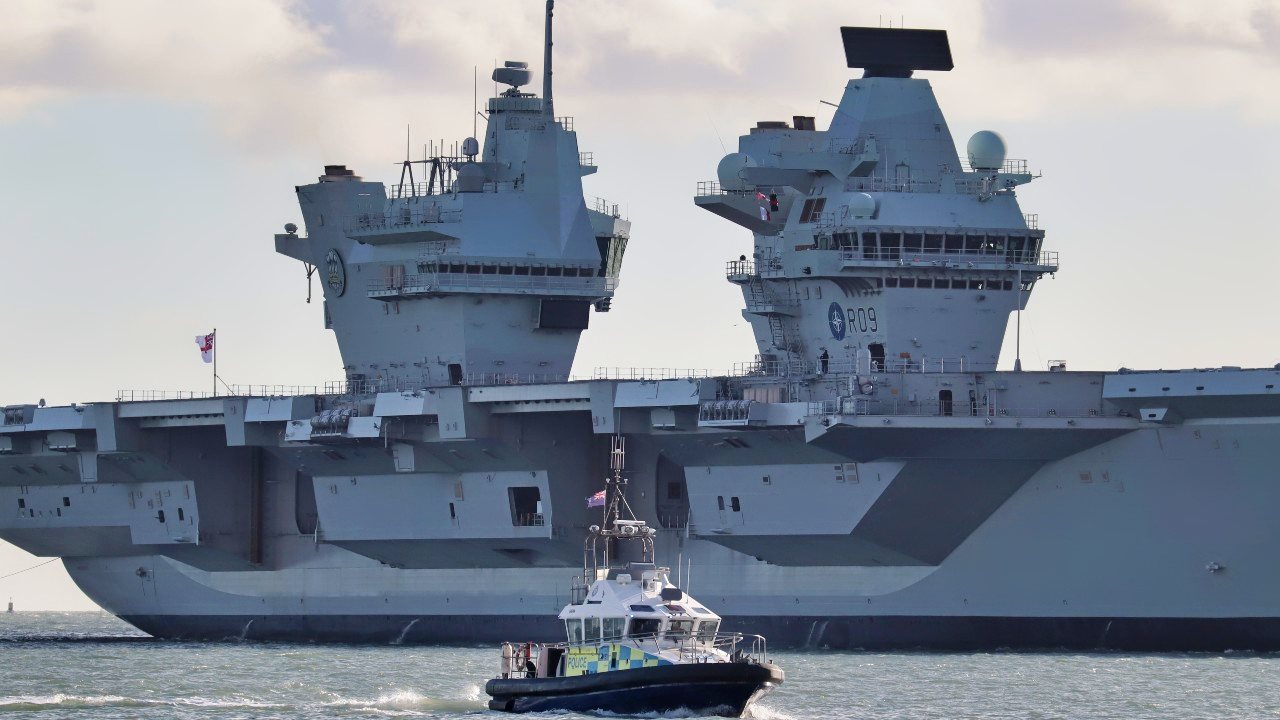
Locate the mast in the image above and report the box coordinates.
[543,0,554,118]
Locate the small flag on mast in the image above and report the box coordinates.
[195,332,215,364]
[586,490,605,508]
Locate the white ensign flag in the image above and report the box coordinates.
[195,332,215,363]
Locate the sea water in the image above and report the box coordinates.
[2,612,1279,719]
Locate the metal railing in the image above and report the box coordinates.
[115,385,329,402]
[1023,213,1039,230]
[344,205,463,234]
[555,116,574,132]
[579,151,594,167]
[810,397,1109,420]
[695,180,754,197]
[499,632,768,680]
[840,248,1059,268]
[961,158,1030,175]
[592,367,714,381]
[367,272,617,297]
[587,195,623,218]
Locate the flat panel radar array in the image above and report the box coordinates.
[840,27,953,78]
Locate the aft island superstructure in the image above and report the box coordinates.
[3,12,1280,650]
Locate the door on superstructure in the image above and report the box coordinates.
[938,390,953,417]
[868,343,886,372]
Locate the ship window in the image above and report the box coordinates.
[566,618,584,643]
[56,508,61,517]
[157,510,165,523]
[1002,280,1013,291]
[885,277,898,288]
[508,486,542,527]
[799,199,816,223]
[668,619,696,638]
[603,617,626,640]
[667,482,683,500]
[945,234,964,253]
[935,279,951,290]
[903,233,923,254]
[630,618,662,637]
[514,265,530,275]
[861,232,878,259]
[584,617,601,641]
[917,278,933,289]
[17,499,24,509]
[730,496,741,512]
[716,496,725,511]
[698,620,720,639]
[62,497,70,507]
[964,234,983,253]
[924,234,943,253]
[177,508,184,521]
[449,502,456,519]
[880,233,901,260]
[900,278,916,288]
[969,280,985,290]
[448,363,464,385]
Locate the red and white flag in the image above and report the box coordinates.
[586,490,606,508]
[195,332,215,363]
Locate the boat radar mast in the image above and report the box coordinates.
[583,437,656,580]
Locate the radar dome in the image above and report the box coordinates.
[967,130,1007,172]
[716,153,757,192]
[462,137,480,158]
[492,61,531,90]
[848,192,876,218]
[456,163,485,193]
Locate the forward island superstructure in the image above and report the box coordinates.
[3,13,1280,650]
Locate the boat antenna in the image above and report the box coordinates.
[543,0,554,118]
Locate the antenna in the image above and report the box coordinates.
[473,65,478,139]
[543,0,554,118]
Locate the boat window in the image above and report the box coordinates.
[603,618,626,640]
[630,617,662,637]
[566,618,583,643]
[730,497,741,512]
[583,617,601,641]
[668,619,696,638]
[716,496,725,511]
[697,620,720,639]
[629,604,652,612]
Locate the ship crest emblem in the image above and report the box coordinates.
[828,302,846,340]
[325,249,346,297]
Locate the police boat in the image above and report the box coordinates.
[485,439,783,716]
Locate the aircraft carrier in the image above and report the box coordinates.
[3,7,1280,650]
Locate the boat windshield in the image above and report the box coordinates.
[565,618,584,643]
[603,617,626,640]
[629,617,662,637]
[668,619,696,638]
[584,617,601,642]
[697,619,720,639]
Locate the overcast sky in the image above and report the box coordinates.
[2,0,1279,610]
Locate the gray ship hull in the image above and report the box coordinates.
[45,390,1280,650]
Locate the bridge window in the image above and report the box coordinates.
[62,497,70,507]
[730,496,741,512]
[667,482,683,500]
[904,233,923,254]
[935,279,951,289]
[717,496,725,511]
[964,234,983,253]
[880,233,901,260]
[630,618,662,637]
[566,618,584,643]
[157,510,166,523]
[900,278,916,288]
[917,278,933,289]
[924,234,943,253]
[603,618,626,640]
[177,508,184,522]
[861,232,878,259]
[885,277,899,288]
[698,619,721,639]
[945,234,964,253]
[17,499,25,509]
[584,617,601,641]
